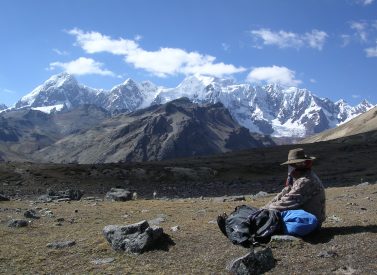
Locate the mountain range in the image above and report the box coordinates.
[0,99,272,163]
[8,73,374,138]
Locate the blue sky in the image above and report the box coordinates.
[1,0,377,106]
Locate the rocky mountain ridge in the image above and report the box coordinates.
[12,73,374,138]
[0,99,272,163]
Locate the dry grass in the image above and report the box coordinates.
[1,184,377,274]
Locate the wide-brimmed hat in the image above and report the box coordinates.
[280,148,316,165]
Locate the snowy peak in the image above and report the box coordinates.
[12,73,375,138]
[16,73,82,108]
[0,104,7,111]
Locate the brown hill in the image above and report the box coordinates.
[302,106,377,143]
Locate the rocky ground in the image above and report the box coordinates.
[0,183,376,274]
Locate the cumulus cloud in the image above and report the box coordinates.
[67,28,246,77]
[250,28,328,50]
[246,65,302,86]
[49,57,116,76]
[365,44,377,57]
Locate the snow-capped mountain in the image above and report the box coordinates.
[14,73,375,138]
[0,104,7,111]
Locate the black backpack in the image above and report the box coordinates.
[217,205,282,247]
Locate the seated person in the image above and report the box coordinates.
[264,148,326,227]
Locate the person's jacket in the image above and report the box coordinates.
[265,170,326,225]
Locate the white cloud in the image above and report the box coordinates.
[67,28,246,78]
[53,48,69,56]
[309,78,317,84]
[49,57,116,76]
[67,28,138,55]
[350,21,369,42]
[246,65,302,86]
[352,94,361,98]
[250,28,328,50]
[365,44,377,57]
[354,0,375,5]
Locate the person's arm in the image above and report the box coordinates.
[263,186,291,208]
[265,178,314,211]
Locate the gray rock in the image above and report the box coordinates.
[251,191,269,198]
[148,214,167,226]
[171,225,180,232]
[90,258,115,265]
[8,219,29,227]
[226,248,276,275]
[317,250,338,258]
[271,235,302,242]
[56,198,71,202]
[46,240,76,249]
[357,182,369,187]
[0,194,10,201]
[103,220,164,254]
[37,194,54,202]
[105,188,132,201]
[213,196,246,203]
[24,209,40,219]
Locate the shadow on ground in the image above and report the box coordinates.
[305,225,377,244]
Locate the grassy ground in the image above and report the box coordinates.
[1,183,376,274]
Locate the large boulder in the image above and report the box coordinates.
[103,220,164,253]
[105,188,132,201]
[226,248,276,275]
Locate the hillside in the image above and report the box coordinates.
[32,98,273,163]
[302,106,377,143]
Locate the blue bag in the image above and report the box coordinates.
[281,209,318,236]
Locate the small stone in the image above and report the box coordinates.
[148,214,167,226]
[171,225,180,232]
[90,258,115,265]
[317,250,338,258]
[74,209,78,213]
[55,218,65,222]
[271,235,302,242]
[24,209,40,219]
[252,191,269,198]
[83,197,96,201]
[8,219,29,228]
[56,198,71,202]
[46,240,76,249]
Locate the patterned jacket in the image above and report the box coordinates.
[265,170,326,224]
